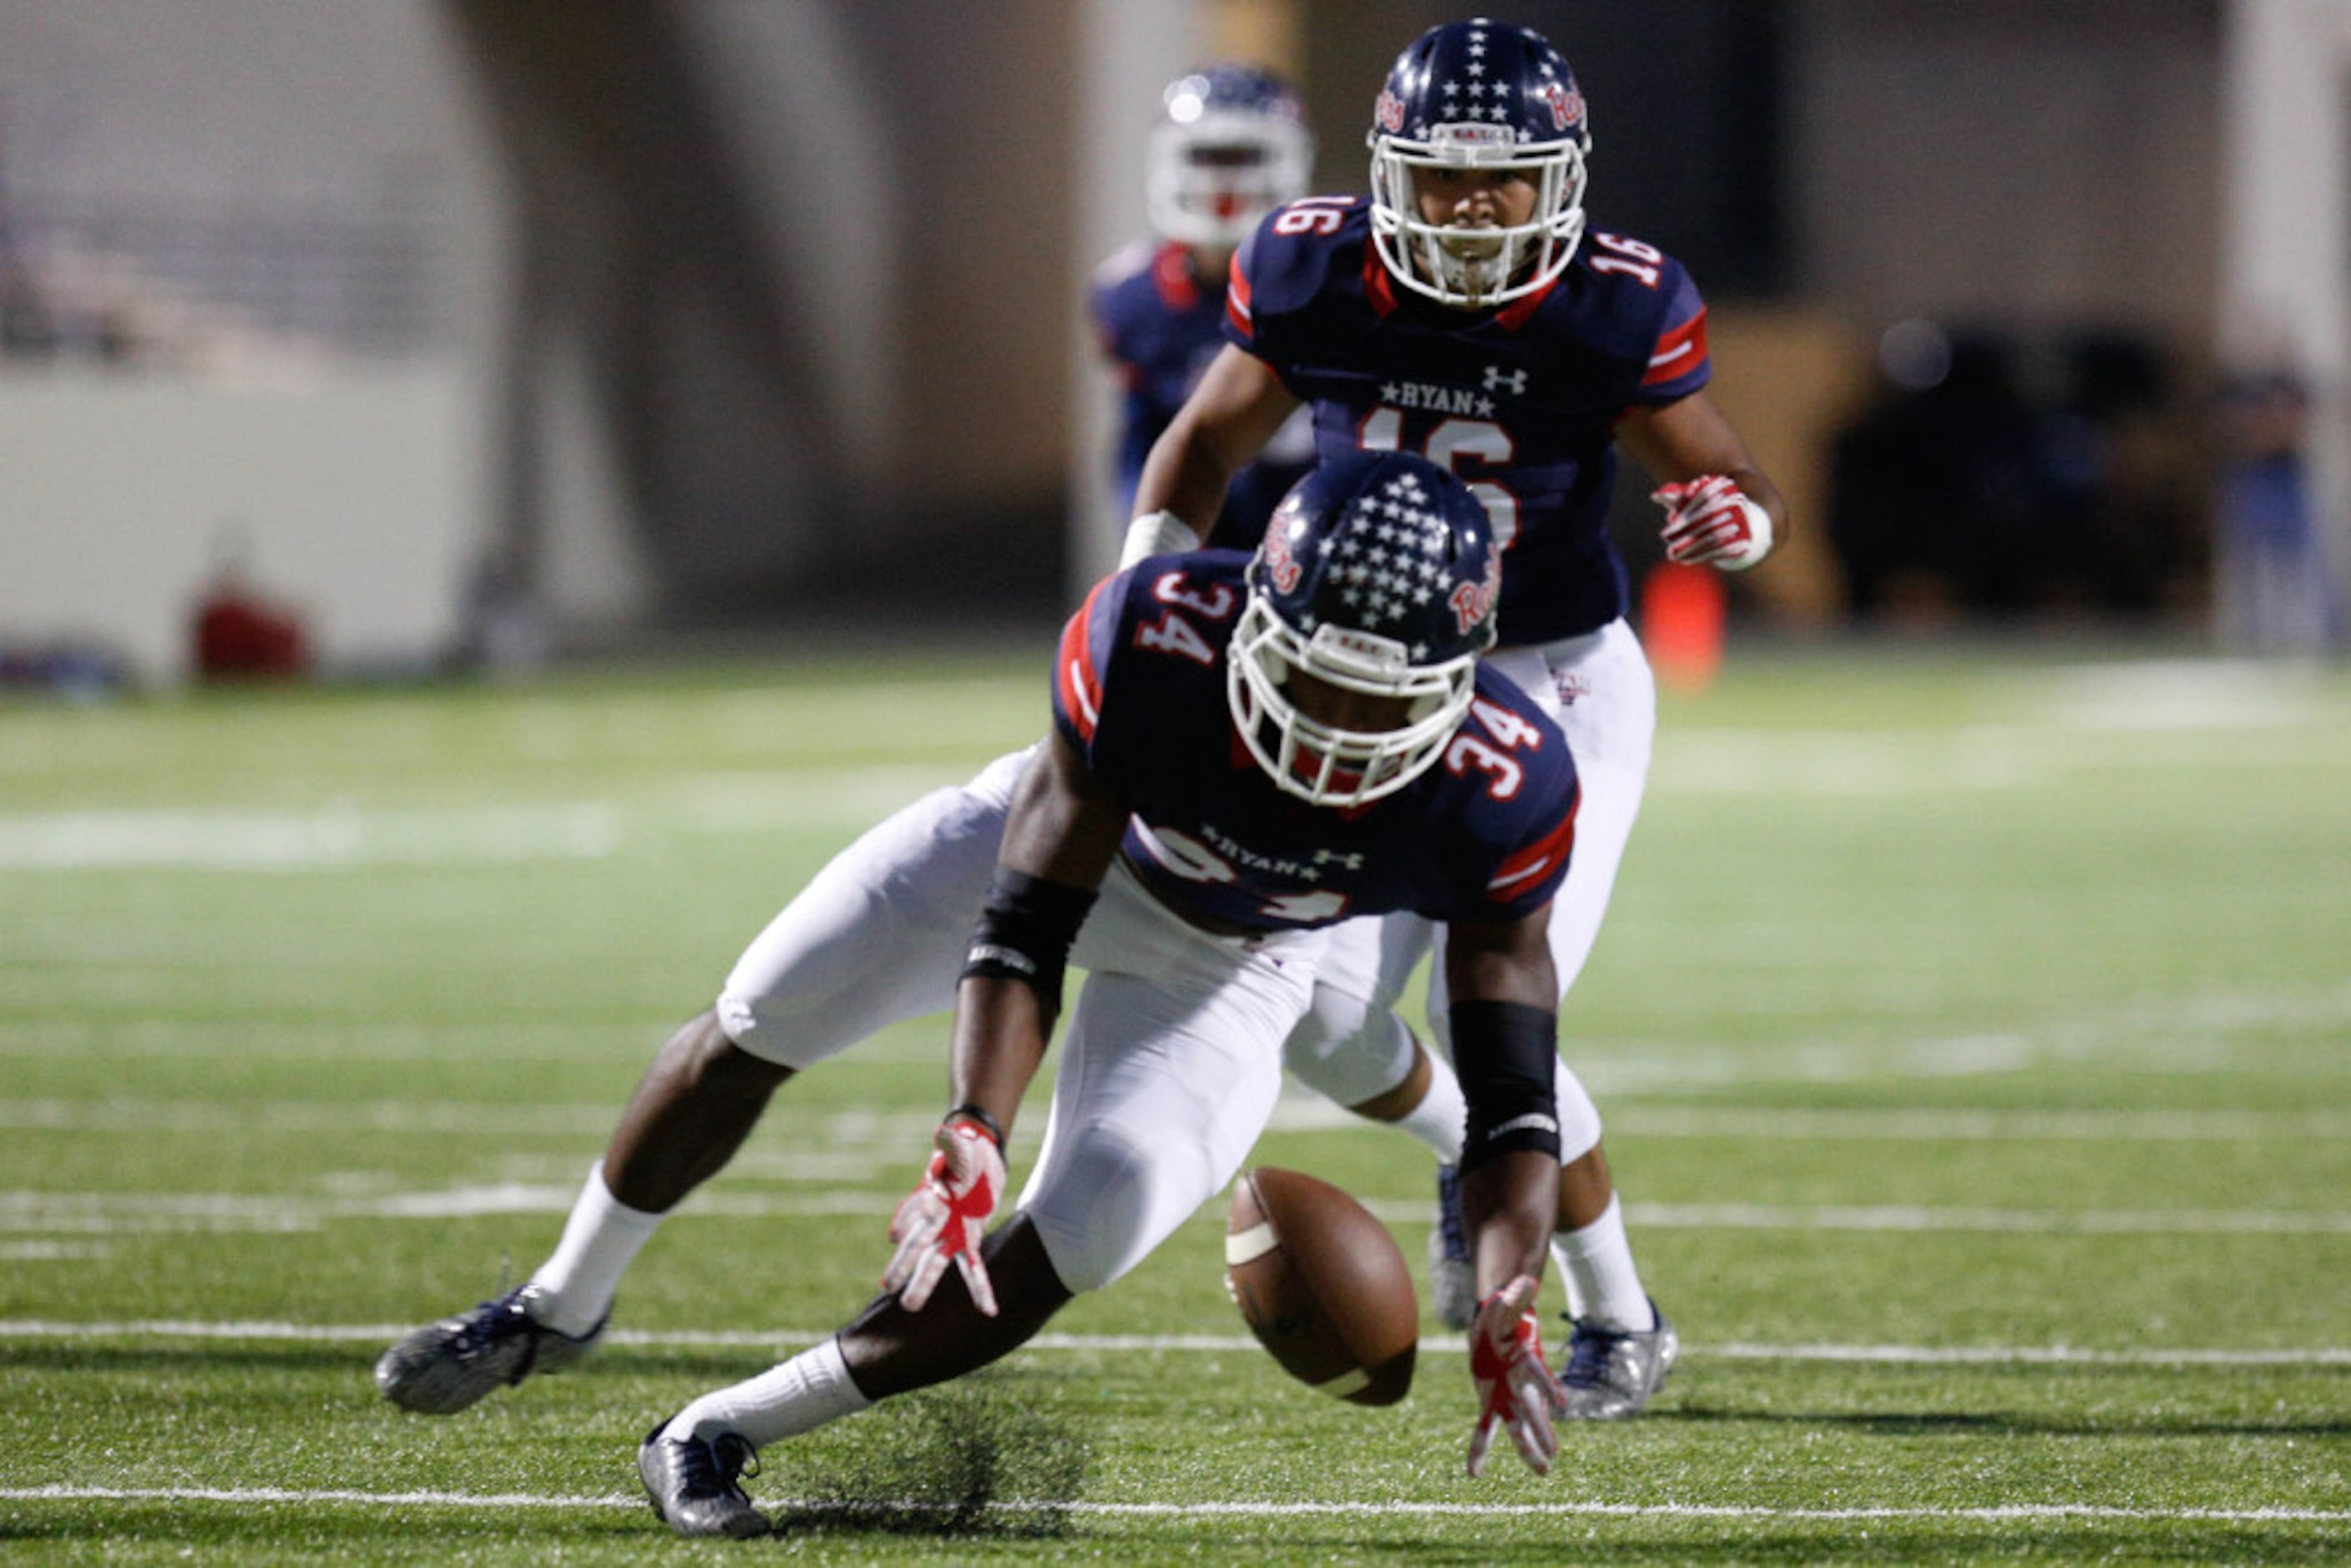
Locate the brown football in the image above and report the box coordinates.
[1224,1166,1417,1405]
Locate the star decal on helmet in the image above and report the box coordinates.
[1308,475,1454,639]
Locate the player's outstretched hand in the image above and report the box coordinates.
[1465,1274,1563,1478]
[883,1115,1006,1315]
[1653,474,1772,571]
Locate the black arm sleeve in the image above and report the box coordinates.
[1450,999,1561,1173]
[961,867,1098,1024]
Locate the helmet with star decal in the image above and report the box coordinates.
[1228,451,1500,807]
[1367,18,1591,309]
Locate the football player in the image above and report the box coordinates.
[377,63,1518,1432]
[1126,18,1790,1410]
[635,453,1584,1536]
[1089,63,1317,549]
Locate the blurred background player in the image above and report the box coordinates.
[635,453,1583,1536]
[1130,18,1792,1415]
[1089,63,1316,551]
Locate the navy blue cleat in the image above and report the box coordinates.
[374,1284,604,1414]
[1555,1298,1677,1419]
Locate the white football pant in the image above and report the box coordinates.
[720,774,1318,1292]
[1278,618,1656,1163]
[712,617,1653,1279]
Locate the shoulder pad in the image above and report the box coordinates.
[1236,198,1369,321]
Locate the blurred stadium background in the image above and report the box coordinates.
[0,0,2343,685]
[4,8,2348,1552]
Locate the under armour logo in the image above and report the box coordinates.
[1482,365,1528,396]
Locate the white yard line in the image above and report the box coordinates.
[0,1318,2343,1367]
[9,1096,2349,1143]
[0,804,623,869]
[3,1183,2347,1236]
[0,766,965,870]
[3,1484,2344,1524]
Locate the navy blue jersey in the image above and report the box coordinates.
[1051,551,1579,933]
[1223,197,1711,645]
[1090,240,1314,551]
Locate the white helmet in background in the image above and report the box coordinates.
[1148,63,1315,250]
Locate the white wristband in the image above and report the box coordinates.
[1719,495,1773,571]
[1118,509,1200,569]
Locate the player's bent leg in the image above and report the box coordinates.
[1027,878,1307,1291]
[377,1011,783,1415]
[837,1216,1076,1399]
[604,1009,796,1211]
[374,1012,777,1416]
[1297,1035,1477,1335]
[718,751,1026,1067]
[637,869,1305,1535]
[381,754,1028,1417]
[1281,911,1421,1082]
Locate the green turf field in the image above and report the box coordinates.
[3,640,2347,1564]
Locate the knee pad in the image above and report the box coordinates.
[1283,984,1419,1110]
[1554,1055,1603,1163]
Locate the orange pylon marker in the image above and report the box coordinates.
[1641,561,1725,694]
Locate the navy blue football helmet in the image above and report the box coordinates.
[1230,452,1501,806]
[1368,19,1592,307]
[1149,63,1315,250]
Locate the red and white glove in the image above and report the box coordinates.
[1653,474,1772,571]
[882,1115,1006,1316]
[1465,1274,1563,1478]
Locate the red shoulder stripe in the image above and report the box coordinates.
[1485,786,1579,900]
[1055,576,1115,742]
[1642,306,1708,387]
[1224,252,1254,337]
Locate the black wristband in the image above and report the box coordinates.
[962,867,1098,1020]
[943,1103,1004,1151]
[1450,999,1562,1171]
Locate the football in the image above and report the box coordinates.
[1224,1166,1417,1405]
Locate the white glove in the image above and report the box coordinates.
[882,1116,1006,1315]
[1117,509,1200,569]
[1652,474,1772,571]
[1465,1274,1563,1478]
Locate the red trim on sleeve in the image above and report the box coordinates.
[1642,306,1708,387]
[1485,789,1579,903]
[1055,578,1115,742]
[1224,254,1254,337]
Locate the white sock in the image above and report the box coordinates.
[1393,1058,1468,1165]
[665,1336,872,1450]
[1550,1193,1654,1333]
[526,1161,664,1337]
